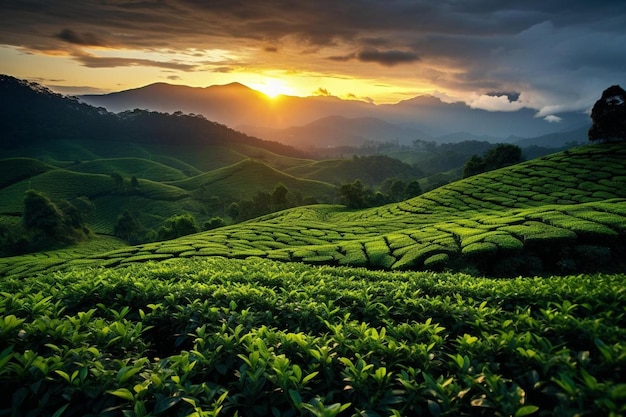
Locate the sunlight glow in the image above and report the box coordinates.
[250,78,295,99]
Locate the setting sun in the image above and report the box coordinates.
[251,78,295,99]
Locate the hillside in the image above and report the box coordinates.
[3,142,625,278]
[0,75,306,159]
[170,159,335,201]
[0,156,336,235]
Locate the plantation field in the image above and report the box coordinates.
[3,143,625,279]
[1,257,624,416]
[66,158,191,182]
[0,148,331,234]
[170,159,335,201]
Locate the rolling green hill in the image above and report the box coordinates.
[65,158,191,182]
[0,156,335,236]
[171,159,335,201]
[3,142,625,278]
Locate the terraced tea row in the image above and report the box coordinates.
[2,143,625,278]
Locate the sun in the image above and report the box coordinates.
[251,78,295,99]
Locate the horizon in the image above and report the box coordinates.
[1,1,625,120]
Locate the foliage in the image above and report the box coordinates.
[339,180,368,209]
[3,190,93,254]
[157,214,199,241]
[463,144,523,178]
[203,217,226,230]
[114,211,146,245]
[0,258,625,416]
[589,85,626,142]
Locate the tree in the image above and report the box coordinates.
[588,85,626,142]
[204,217,226,230]
[387,179,407,202]
[110,172,124,189]
[462,144,522,178]
[404,180,422,199]
[130,176,139,190]
[271,184,289,210]
[339,179,368,209]
[157,213,199,241]
[23,190,65,238]
[114,210,146,244]
[462,155,487,178]
[226,202,240,220]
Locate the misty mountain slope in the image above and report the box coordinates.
[4,143,625,278]
[0,75,306,159]
[80,80,590,141]
[240,115,431,148]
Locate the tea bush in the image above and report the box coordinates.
[1,258,625,416]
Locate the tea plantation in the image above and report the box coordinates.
[1,143,626,416]
[3,143,626,279]
[1,258,625,416]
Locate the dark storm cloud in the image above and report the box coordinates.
[356,49,420,66]
[1,0,625,112]
[55,29,108,46]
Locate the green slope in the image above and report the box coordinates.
[0,158,54,189]
[65,157,190,181]
[3,143,626,278]
[170,159,336,201]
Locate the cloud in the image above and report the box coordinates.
[466,92,527,112]
[55,29,108,46]
[356,48,420,66]
[314,87,331,96]
[544,115,562,123]
[73,52,198,71]
[328,48,419,66]
[0,0,625,114]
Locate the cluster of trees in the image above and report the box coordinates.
[462,144,523,178]
[225,184,320,222]
[114,212,210,245]
[343,155,422,185]
[0,190,93,256]
[339,178,422,209]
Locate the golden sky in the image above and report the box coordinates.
[1,1,625,116]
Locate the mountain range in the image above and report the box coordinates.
[80,82,592,147]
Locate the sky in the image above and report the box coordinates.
[1,0,625,118]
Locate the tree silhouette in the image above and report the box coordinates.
[588,85,626,142]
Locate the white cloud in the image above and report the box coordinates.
[466,93,526,112]
[543,115,562,123]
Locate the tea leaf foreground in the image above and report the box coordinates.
[1,258,625,416]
